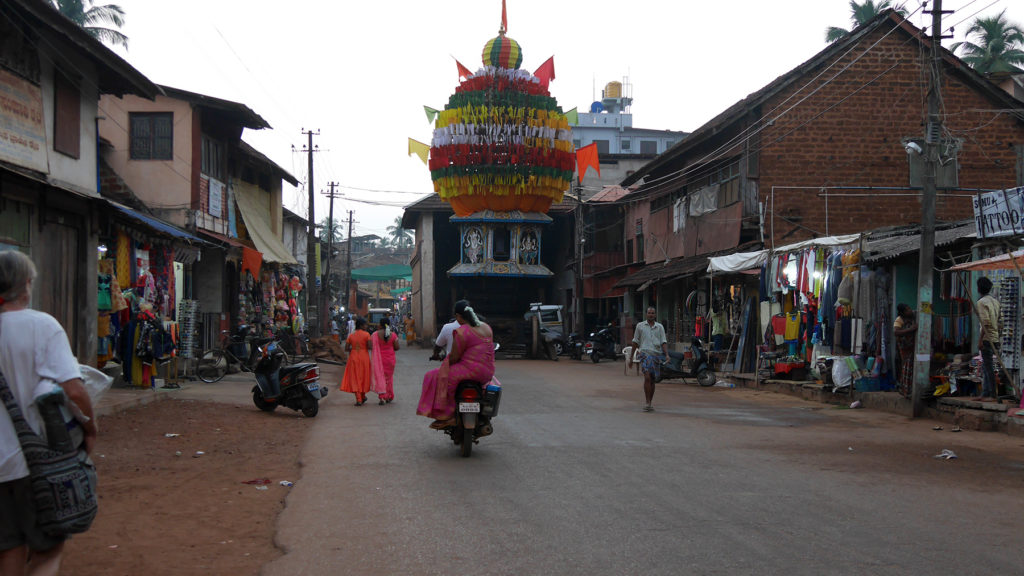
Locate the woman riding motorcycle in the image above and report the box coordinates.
[416,300,494,429]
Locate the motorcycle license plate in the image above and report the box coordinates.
[306,382,320,392]
[459,402,480,413]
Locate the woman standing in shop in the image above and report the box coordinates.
[341,318,373,406]
[893,303,917,397]
[370,318,400,405]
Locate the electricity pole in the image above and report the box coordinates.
[302,129,320,336]
[322,182,341,334]
[345,210,354,314]
[912,0,951,417]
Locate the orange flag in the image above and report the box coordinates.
[455,59,473,81]
[501,0,508,32]
[534,56,555,89]
[576,142,600,183]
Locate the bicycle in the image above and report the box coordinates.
[275,327,312,363]
[196,327,283,383]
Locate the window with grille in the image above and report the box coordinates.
[640,140,657,154]
[594,140,609,155]
[621,139,631,151]
[129,112,173,160]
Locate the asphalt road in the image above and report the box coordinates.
[261,352,1024,576]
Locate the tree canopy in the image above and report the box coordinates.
[52,0,129,49]
[826,1,906,43]
[951,10,1024,75]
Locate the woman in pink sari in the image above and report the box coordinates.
[370,318,400,404]
[417,300,495,429]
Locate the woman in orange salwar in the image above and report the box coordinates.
[341,317,373,405]
[370,318,399,404]
[417,300,494,429]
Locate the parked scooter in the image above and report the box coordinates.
[585,324,617,363]
[251,340,328,417]
[655,337,715,387]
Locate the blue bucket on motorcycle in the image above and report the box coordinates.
[481,382,501,417]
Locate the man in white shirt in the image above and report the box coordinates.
[631,306,668,412]
[346,314,356,338]
[431,318,460,360]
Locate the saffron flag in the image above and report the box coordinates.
[455,59,473,81]
[534,56,555,89]
[565,107,578,125]
[576,142,600,183]
[408,138,430,166]
[424,106,439,124]
[501,0,508,31]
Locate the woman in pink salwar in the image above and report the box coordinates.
[417,300,494,429]
[370,318,400,405]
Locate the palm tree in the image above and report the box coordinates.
[826,0,906,43]
[386,216,413,249]
[52,0,129,49]
[319,217,343,243]
[950,10,1024,75]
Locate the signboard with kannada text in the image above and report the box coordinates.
[0,68,48,173]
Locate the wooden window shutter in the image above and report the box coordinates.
[53,71,80,158]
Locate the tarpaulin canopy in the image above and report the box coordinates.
[947,249,1024,272]
[773,233,860,254]
[390,286,412,297]
[234,181,297,264]
[707,250,768,273]
[350,263,413,281]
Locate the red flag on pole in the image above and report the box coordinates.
[534,56,555,89]
[501,0,508,32]
[455,59,472,81]
[576,142,600,183]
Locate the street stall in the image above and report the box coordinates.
[947,247,1024,406]
[706,250,768,374]
[753,234,862,386]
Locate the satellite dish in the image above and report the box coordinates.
[589,101,604,114]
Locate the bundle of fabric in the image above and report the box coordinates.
[309,336,347,363]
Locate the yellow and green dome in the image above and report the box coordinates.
[482,34,523,69]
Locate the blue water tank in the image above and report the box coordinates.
[589,101,604,113]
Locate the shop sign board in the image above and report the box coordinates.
[0,68,48,173]
[973,187,1024,239]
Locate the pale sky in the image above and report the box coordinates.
[106,0,1014,240]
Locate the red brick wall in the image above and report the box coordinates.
[758,25,1024,246]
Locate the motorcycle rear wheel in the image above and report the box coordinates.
[591,352,600,363]
[460,428,473,457]
[301,397,319,417]
[697,369,716,387]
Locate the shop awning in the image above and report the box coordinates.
[707,250,768,273]
[108,201,207,244]
[947,249,1024,272]
[233,182,298,264]
[351,263,413,281]
[390,286,412,297]
[198,229,247,248]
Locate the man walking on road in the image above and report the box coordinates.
[632,306,668,412]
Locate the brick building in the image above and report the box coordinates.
[602,9,1024,347]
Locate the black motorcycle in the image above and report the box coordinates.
[656,337,715,387]
[251,340,328,417]
[436,379,502,457]
[566,332,585,360]
[585,324,617,363]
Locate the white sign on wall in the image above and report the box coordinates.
[973,187,1024,239]
[0,68,48,173]
[208,177,223,217]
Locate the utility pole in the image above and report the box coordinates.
[912,0,951,417]
[322,182,341,334]
[345,210,354,314]
[575,184,584,336]
[302,129,320,336]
